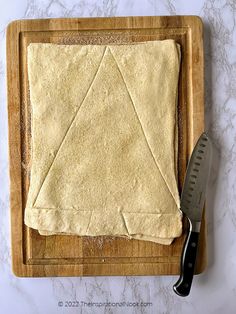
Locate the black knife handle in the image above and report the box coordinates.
[173,227,199,297]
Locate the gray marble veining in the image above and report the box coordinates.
[0,0,236,313]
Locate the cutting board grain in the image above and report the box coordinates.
[7,16,205,277]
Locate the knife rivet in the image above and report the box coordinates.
[188,263,193,268]
[191,242,196,247]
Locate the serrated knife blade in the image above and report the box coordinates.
[173,132,212,297]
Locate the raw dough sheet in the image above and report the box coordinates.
[24,40,182,244]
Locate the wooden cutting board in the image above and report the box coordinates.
[7,16,205,277]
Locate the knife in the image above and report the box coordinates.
[173,132,212,297]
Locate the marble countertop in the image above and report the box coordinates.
[0,0,235,313]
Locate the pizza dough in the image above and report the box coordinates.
[24,40,182,244]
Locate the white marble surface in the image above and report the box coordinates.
[0,0,236,313]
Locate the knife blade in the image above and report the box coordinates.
[173,132,212,297]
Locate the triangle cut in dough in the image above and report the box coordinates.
[24,40,182,244]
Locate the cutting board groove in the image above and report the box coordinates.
[7,16,205,277]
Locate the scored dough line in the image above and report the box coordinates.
[119,211,130,236]
[109,48,178,206]
[31,207,180,214]
[85,211,93,234]
[32,46,108,207]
